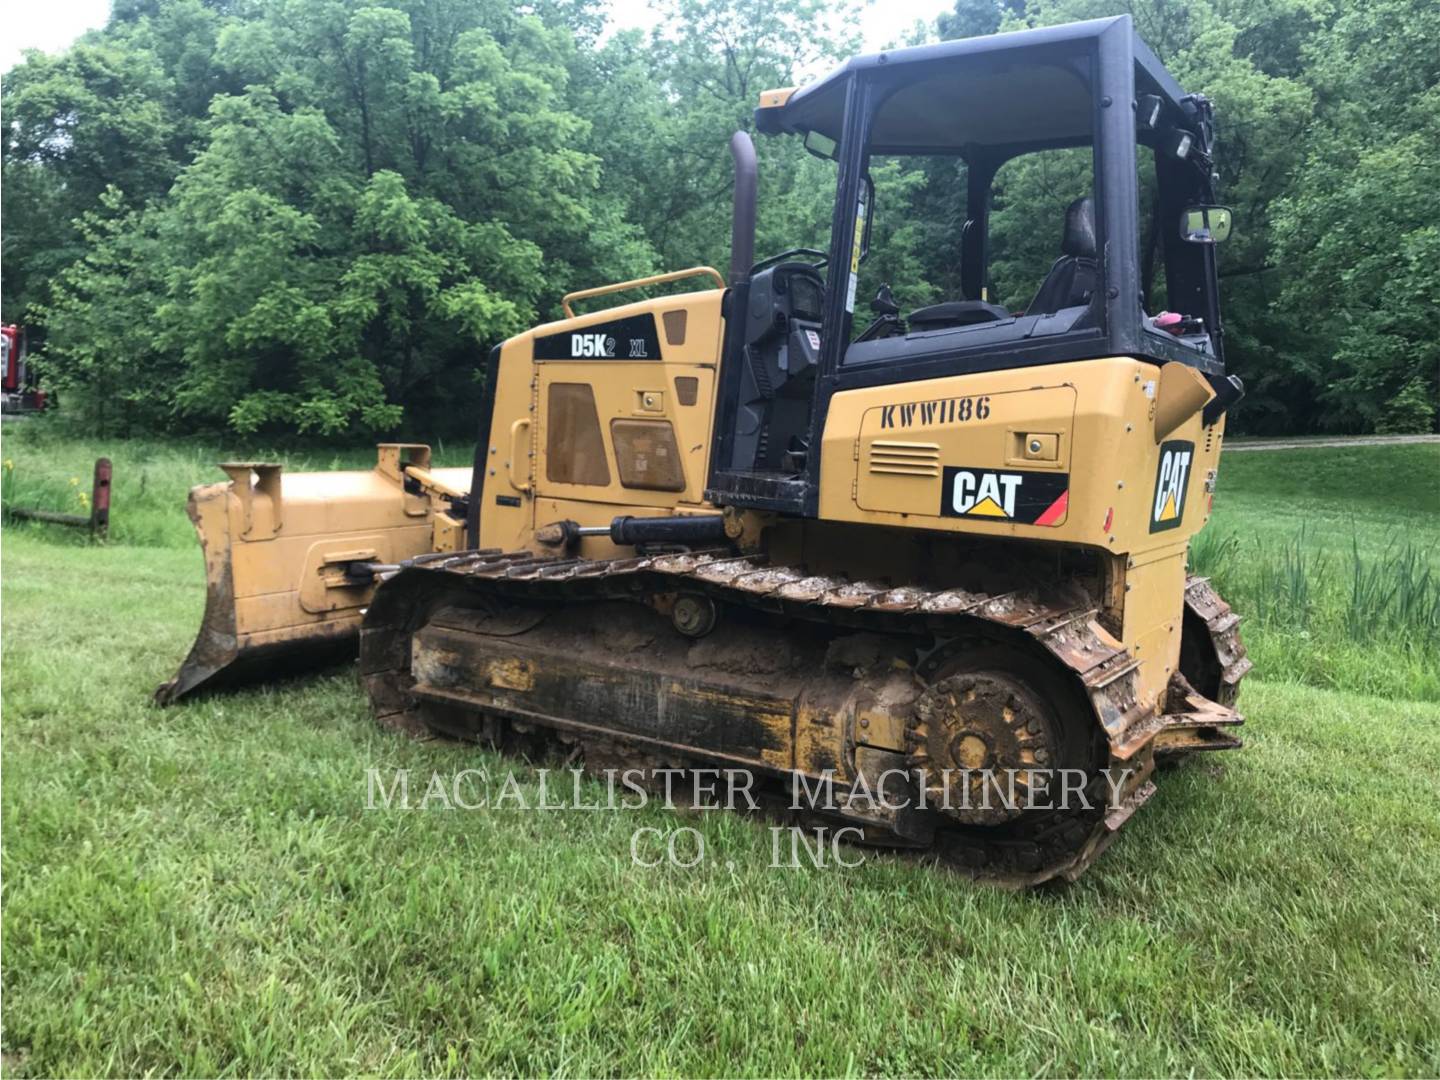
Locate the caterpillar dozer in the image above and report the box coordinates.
[159,16,1251,885]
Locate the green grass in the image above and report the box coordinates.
[1196,444,1440,701]
[3,435,1440,1075]
[1212,444,1440,554]
[0,422,474,549]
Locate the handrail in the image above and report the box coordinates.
[561,266,726,319]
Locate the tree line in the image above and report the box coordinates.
[2,0,1436,439]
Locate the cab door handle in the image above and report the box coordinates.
[507,418,532,493]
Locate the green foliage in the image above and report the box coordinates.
[1269,0,1440,432]
[1377,377,1438,435]
[10,0,655,437]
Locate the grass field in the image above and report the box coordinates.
[1198,444,1440,701]
[3,428,1439,1076]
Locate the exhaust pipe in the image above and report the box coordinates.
[729,131,757,285]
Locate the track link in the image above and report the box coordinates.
[361,548,1247,886]
[1184,576,1254,705]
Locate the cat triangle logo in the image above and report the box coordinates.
[949,470,1022,518]
[940,465,1069,526]
[1150,440,1194,532]
[967,496,1008,517]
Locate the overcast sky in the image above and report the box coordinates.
[1,0,953,75]
[1,0,110,72]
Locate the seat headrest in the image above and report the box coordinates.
[1062,196,1097,258]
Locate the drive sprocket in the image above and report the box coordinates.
[908,669,1063,826]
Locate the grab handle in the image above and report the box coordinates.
[507,418,533,493]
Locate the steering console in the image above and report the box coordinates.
[750,247,828,275]
[907,299,1010,331]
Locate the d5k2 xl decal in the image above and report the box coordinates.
[533,313,662,361]
[940,467,1069,526]
[1150,439,1194,532]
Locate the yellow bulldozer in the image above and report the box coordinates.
[159,15,1251,885]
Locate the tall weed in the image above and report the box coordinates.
[1346,536,1440,645]
[1190,525,1440,699]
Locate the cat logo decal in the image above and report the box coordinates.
[1151,440,1194,532]
[940,467,1069,526]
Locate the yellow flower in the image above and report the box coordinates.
[3,459,12,472]
[69,477,80,486]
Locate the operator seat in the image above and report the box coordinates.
[1027,196,1098,315]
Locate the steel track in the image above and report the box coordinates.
[360,548,1248,886]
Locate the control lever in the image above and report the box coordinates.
[855,283,905,343]
[871,283,900,316]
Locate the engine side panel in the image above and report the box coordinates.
[819,356,1226,556]
[818,355,1227,703]
[476,289,727,558]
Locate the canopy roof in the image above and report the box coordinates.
[757,16,1189,156]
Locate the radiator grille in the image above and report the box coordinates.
[867,440,941,477]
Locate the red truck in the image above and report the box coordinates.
[2,325,47,414]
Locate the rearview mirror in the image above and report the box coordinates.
[1180,205,1232,244]
[1136,94,1164,131]
[803,130,838,161]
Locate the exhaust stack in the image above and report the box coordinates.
[729,131,757,285]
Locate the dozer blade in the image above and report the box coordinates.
[156,445,471,704]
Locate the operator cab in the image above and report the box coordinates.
[707,15,1240,515]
